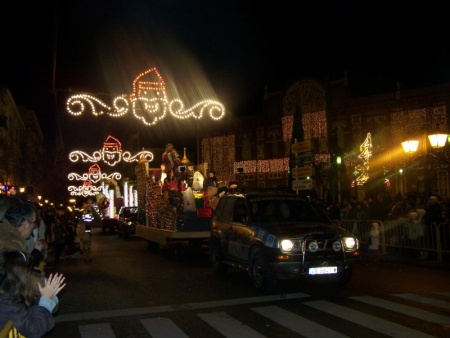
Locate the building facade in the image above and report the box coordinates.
[0,87,48,198]
[200,74,450,202]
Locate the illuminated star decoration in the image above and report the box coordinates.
[69,135,154,167]
[68,180,103,197]
[66,67,225,126]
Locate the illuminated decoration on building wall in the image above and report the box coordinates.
[68,180,103,197]
[68,164,122,183]
[353,132,372,186]
[282,111,327,142]
[69,135,153,167]
[66,68,225,127]
[390,106,447,145]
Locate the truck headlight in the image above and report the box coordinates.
[343,237,358,251]
[279,239,302,253]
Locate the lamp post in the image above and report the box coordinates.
[398,168,404,196]
[336,156,342,204]
[401,133,449,196]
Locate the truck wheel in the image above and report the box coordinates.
[250,252,276,292]
[211,242,228,275]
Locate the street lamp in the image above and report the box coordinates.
[428,133,448,149]
[401,133,449,196]
[401,140,419,154]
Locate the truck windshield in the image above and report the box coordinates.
[250,199,325,223]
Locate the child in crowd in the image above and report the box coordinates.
[0,251,66,338]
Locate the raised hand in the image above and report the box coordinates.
[38,273,66,299]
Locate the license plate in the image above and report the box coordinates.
[309,266,337,275]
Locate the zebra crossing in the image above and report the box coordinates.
[68,292,450,338]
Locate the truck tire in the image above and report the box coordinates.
[211,242,228,275]
[250,252,276,292]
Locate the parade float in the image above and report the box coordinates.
[135,146,218,255]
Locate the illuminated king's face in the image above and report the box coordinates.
[103,150,121,166]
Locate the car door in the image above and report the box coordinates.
[229,198,254,262]
[214,196,236,258]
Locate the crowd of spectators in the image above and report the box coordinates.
[324,191,449,225]
[321,191,450,260]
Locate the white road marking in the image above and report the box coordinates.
[252,305,348,338]
[56,292,310,322]
[304,300,436,338]
[198,311,266,338]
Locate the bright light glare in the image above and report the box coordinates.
[344,237,357,249]
[280,239,294,251]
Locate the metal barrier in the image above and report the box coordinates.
[339,219,450,263]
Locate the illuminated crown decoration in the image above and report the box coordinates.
[69,135,154,166]
[66,67,225,126]
[68,180,103,197]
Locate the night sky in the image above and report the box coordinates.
[2,0,450,154]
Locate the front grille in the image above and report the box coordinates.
[305,237,339,251]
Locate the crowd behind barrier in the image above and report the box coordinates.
[339,219,450,263]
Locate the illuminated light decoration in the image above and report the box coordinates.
[129,184,134,207]
[130,68,168,126]
[68,164,122,184]
[169,99,225,121]
[281,111,327,142]
[123,181,129,207]
[133,189,138,208]
[66,67,225,126]
[391,106,447,145]
[354,132,372,186]
[108,186,114,218]
[69,135,154,166]
[234,158,290,174]
[68,180,103,197]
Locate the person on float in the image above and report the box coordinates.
[162,143,181,175]
[162,170,179,193]
[203,170,219,191]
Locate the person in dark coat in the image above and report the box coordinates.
[420,195,443,259]
[0,251,66,338]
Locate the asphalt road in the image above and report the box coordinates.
[43,227,450,338]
